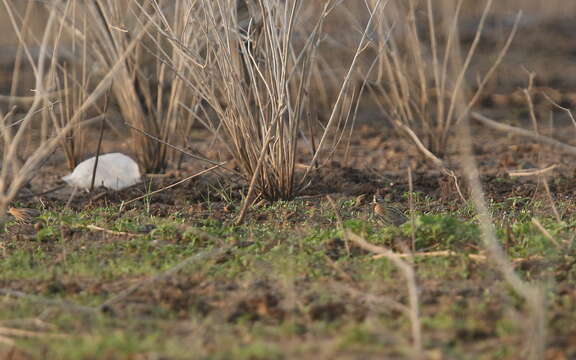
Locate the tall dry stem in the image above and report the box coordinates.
[457,114,547,359]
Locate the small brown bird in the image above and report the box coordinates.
[7,207,41,224]
[372,196,408,226]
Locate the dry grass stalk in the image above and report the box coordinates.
[458,113,547,358]
[345,231,423,357]
[119,163,221,208]
[425,14,550,351]
[302,1,385,181]
[7,1,35,110]
[326,195,351,256]
[0,1,61,224]
[46,3,96,169]
[507,164,557,177]
[543,93,576,131]
[408,167,416,251]
[85,224,141,238]
[471,112,576,156]
[541,178,562,223]
[371,250,544,265]
[0,327,67,339]
[530,218,559,248]
[325,192,421,355]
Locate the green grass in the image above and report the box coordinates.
[1,195,575,359]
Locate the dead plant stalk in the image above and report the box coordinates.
[457,115,547,359]
[345,231,423,357]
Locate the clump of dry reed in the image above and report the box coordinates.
[44,0,203,173]
[365,0,518,161]
[0,0,151,224]
[201,0,319,201]
[148,0,377,202]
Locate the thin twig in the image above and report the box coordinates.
[302,0,386,182]
[123,122,238,176]
[408,167,416,252]
[85,225,141,238]
[508,165,558,177]
[459,113,547,360]
[444,169,467,204]
[372,250,543,264]
[89,92,109,192]
[542,93,576,132]
[64,186,78,209]
[0,327,67,339]
[541,178,562,223]
[326,195,350,256]
[471,111,576,157]
[396,120,445,168]
[345,231,422,356]
[120,164,221,208]
[531,218,560,247]
[235,109,286,225]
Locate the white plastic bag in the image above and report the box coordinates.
[63,153,141,191]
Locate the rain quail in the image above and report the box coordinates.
[372,196,408,226]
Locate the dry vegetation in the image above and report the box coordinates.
[1,0,576,359]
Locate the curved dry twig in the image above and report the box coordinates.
[471,111,576,157]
